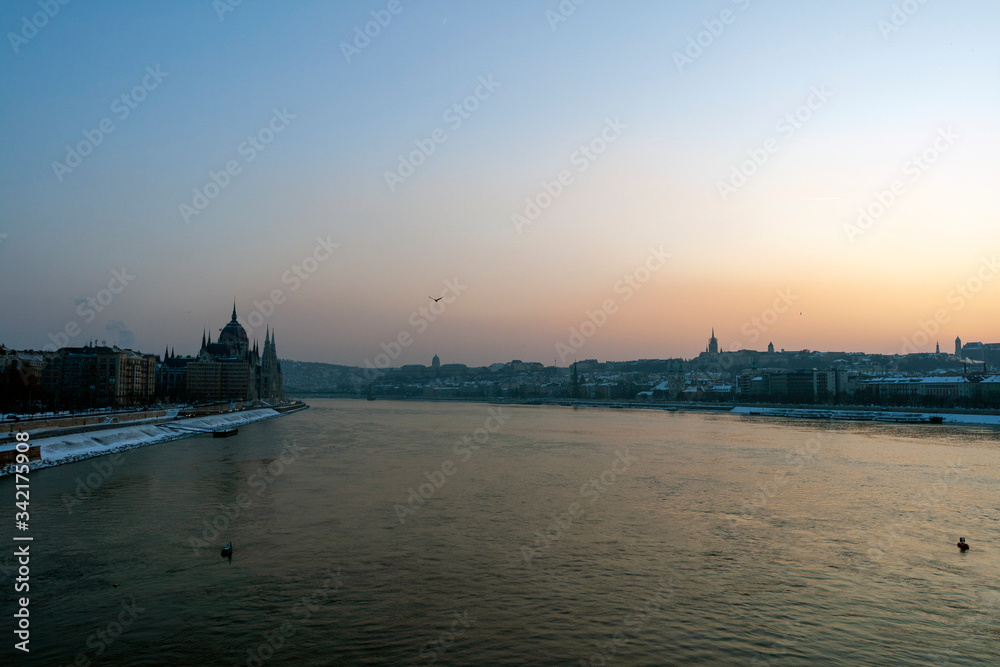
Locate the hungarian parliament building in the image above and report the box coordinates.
[159,304,285,404]
[1,304,284,410]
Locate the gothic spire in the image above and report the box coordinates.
[231,300,238,322]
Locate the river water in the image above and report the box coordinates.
[3,398,1000,665]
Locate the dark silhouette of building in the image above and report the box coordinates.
[184,304,284,403]
[45,344,156,409]
[156,348,195,402]
[258,328,284,403]
[1,346,53,412]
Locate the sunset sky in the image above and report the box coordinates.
[2,1,999,366]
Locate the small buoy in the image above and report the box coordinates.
[957,537,970,552]
[112,582,118,588]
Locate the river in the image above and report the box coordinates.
[3,398,999,665]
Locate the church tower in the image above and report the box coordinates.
[708,328,719,355]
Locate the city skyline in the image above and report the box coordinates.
[2,2,999,367]
[5,318,994,370]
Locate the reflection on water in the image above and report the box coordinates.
[4,399,1000,665]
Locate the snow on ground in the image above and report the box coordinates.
[1,408,280,476]
[729,406,1000,426]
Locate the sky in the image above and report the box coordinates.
[2,0,999,367]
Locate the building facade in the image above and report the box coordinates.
[184,305,284,403]
[45,345,156,408]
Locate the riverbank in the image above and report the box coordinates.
[329,394,1000,428]
[0,402,309,476]
[727,405,1000,426]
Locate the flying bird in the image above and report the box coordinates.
[429,296,443,302]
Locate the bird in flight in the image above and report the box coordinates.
[429,296,443,302]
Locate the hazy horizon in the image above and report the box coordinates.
[3,1,999,367]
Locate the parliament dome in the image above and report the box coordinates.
[219,303,249,349]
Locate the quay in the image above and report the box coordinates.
[0,400,308,475]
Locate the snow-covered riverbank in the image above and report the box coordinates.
[729,405,1000,426]
[0,408,282,476]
